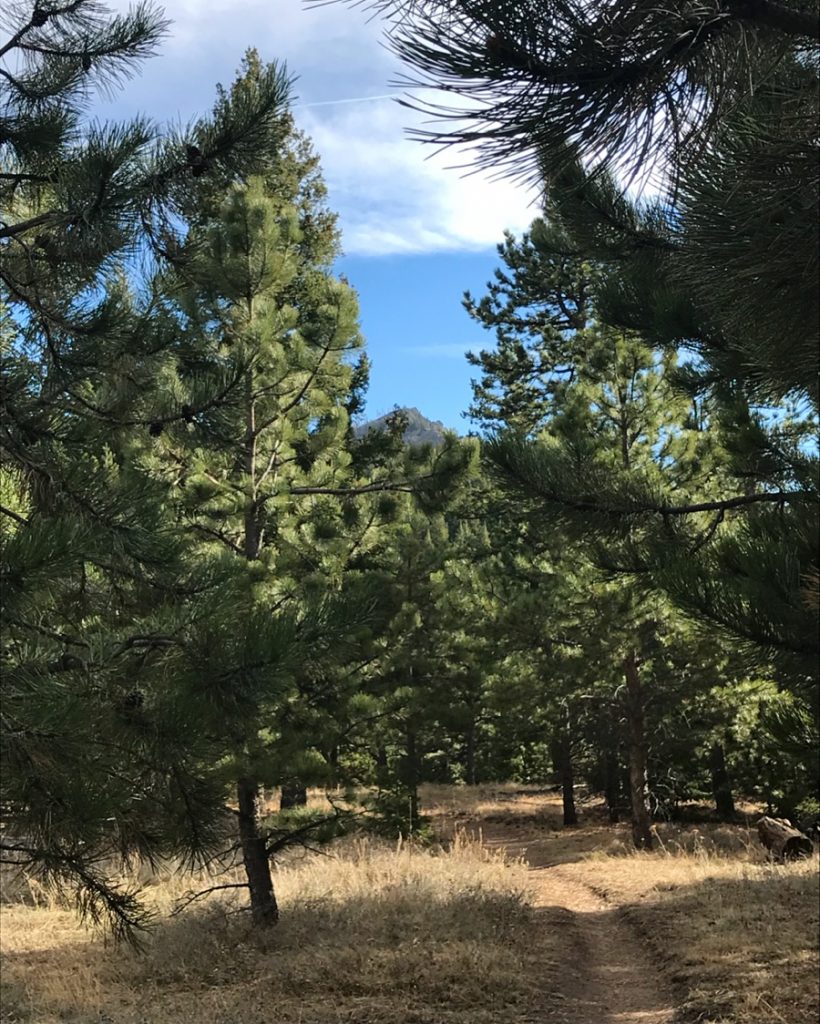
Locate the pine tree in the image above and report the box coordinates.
[333,0,820,682]
[346,488,471,834]
[464,216,597,434]
[466,220,751,844]
[0,4,298,938]
[141,92,373,923]
[487,169,819,686]
[174,183,360,922]
[138,53,477,918]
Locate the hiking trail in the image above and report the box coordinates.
[484,827,678,1024]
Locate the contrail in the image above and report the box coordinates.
[298,92,401,109]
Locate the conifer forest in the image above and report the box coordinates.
[1,3,818,1023]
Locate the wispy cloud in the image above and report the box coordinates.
[299,95,535,256]
[107,0,537,257]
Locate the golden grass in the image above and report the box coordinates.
[420,781,566,824]
[568,840,820,1024]
[2,788,818,1024]
[451,789,819,1024]
[0,833,546,1024]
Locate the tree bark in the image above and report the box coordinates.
[235,374,280,925]
[595,705,622,822]
[709,742,736,820]
[279,781,308,810]
[623,650,653,850]
[465,717,477,786]
[404,725,421,833]
[604,745,621,823]
[237,776,278,926]
[552,732,577,826]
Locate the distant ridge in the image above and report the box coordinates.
[354,407,448,446]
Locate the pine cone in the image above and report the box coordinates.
[185,144,209,178]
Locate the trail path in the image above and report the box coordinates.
[483,827,677,1024]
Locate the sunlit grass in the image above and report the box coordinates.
[0,831,541,1024]
[2,787,817,1024]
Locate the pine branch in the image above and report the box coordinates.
[184,523,244,556]
[612,491,815,517]
[0,839,149,943]
[0,212,55,240]
[0,2,90,60]
[727,0,820,38]
[0,504,29,526]
[170,881,249,917]
[3,615,88,648]
[689,509,726,554]
[265,811,351,856]
[289,481,417,496]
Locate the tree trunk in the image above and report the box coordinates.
[604,746,621,823]
[623,651,653,850]
[596,705,621,822]
[279,780,307,810]
[552,732,577,826]
[405,725,420,833]
[757,815,814,862]
[237,776,278,926]
[236,386,278,924]
[709,742,736,820]
[465,717,477,786]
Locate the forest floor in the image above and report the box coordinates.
[1,785,818,1024]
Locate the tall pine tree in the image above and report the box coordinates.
[0,5,305,938]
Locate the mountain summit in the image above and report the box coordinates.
[355,407,448,446]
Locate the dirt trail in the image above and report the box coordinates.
[484,828,677,1024]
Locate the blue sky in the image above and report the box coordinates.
[103,0,537,431]
[339,251,510,430]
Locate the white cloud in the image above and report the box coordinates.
[105,0,537,256]
[299,96,536,255]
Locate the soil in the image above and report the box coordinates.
[484,827,677,1024]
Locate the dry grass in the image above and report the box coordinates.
[0,833,546,1024]
[421,781,566,826]
[569,839,820,1024]
[447,789,819,1024]
[2,788,818,1024]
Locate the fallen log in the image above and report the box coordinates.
[757,815,814,862]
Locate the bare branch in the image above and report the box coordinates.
[0,504,29,526]
[170,882,249,917]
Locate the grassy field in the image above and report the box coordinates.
[1,786,818,1024]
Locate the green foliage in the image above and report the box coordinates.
[261,804,357,855]
[1,3,305,941]
[4,0,818,940]
[363,784,434,841]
